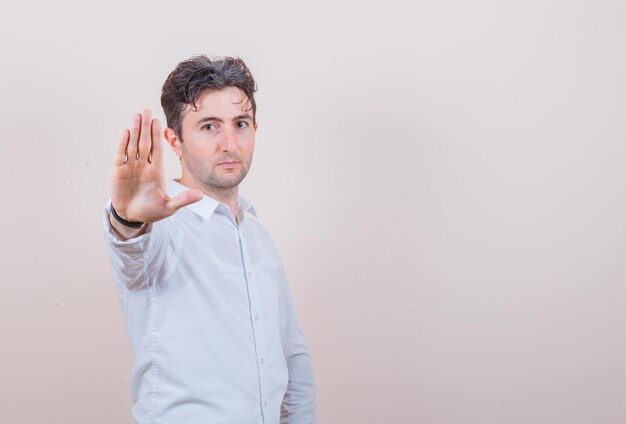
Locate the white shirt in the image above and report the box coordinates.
[102,179,316,424]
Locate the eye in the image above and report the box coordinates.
[202,123,217,131]
[236,121,249,129]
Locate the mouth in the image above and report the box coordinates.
[218,161,240,167]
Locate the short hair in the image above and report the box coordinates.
[160,55,258,139]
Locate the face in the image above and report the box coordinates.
[165,86,257,193]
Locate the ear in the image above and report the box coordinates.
[254,121,259,132]
[164,128,183,159]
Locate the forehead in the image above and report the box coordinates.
[182,86,252,121]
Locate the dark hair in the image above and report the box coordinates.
[160,55,257,139]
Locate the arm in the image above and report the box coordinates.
[102,201,162,290]
[103,109,202,289]
[278,268,317,423]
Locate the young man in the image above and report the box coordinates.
[103,55,316,424]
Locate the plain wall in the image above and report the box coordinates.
[1,0,625,422]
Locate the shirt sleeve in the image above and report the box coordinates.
[102,200,171,290]
[277,267,317,424]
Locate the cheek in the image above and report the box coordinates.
[185,143,218,162]
[243,137,255,154]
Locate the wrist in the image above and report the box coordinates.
[108,211,146,241]
[110,204,145,229]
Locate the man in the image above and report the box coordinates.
[102,55,316,424]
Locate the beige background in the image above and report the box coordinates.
[1,0,625,423]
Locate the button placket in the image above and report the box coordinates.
[238,227,272,419]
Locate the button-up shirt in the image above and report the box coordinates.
[102,179,316,424]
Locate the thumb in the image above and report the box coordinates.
[166,189,204,214]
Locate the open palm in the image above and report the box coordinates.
[110,109,202,223]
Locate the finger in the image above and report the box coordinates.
[138,109,153,161]
[114,129,130,166]
[127,113,140,161]
[150,119,163,164]
[165,189,204,214]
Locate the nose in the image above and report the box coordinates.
[219,128,237,152]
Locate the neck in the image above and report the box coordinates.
[177,176,239,221]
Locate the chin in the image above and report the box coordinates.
[214,175,246,188]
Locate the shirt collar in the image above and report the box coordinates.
[167,179,257,221]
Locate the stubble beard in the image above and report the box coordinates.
[182,148,251,195]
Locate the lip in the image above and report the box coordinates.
[218,161,239,166]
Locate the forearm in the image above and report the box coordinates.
[281,352,317,423]
[277,265,317,423]
[103,202,165,290]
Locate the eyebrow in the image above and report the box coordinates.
[196,114,253,125]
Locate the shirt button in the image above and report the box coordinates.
[254,314,260,321]
[264,401,269,407]
[260,358,265,365]
[247,271,252,278]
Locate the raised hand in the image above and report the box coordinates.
[110,109,203,226]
